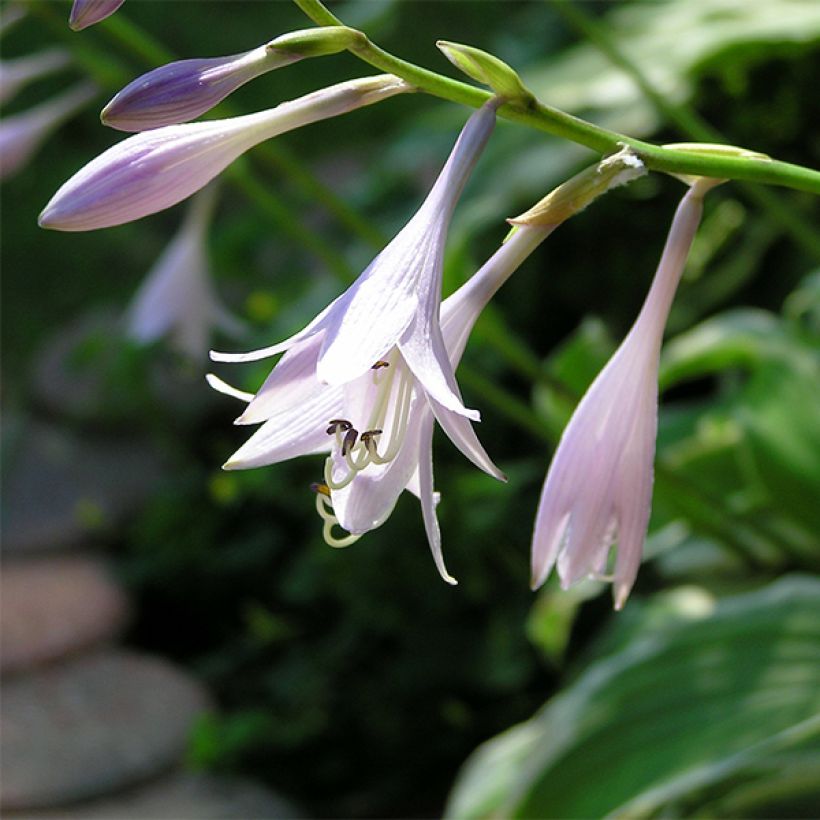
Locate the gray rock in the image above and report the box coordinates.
[1,557,129,675]
[12,772,300,819]
[0,651,212,810]
[1,422,163,555]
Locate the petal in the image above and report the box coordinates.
[416,413,457,585]
[429,397,505,480]
[235,333,327,425]
[210,298,337,363]
[331,393,428,534]
[223,387,341,469]
[400,313,479,421]
[206,373,254,403]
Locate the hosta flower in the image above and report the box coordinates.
[0,49,71,106]
[69,0,125,31]
[101,45,303,132]
[211,221,554,583]
[0,83,96,181]
[124,186,242,359]
[209,101,506,581]
[530,177,722,609]
[38,74,410,231]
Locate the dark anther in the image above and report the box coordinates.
[371,360,390,370]
[341,427,359,456]
[360,429,383,450]
[310,482,331,497]
[326,418,352,435]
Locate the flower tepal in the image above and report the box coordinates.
[69,0,125,31]
[39,75,411,232]
[530,177,721,609]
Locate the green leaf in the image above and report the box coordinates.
[446,577,820,819]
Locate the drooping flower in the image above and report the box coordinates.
[209,101,504,581]
[124,186,243,360]
[38,74,410,231]
[0,83,96,181]
[68,0,125,31]
[0,49,71,106]
[530,177,722,609]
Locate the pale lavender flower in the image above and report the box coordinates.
[0,4,27,36]
[124,186,242,360]
[69,0,125,31]
[0,83,96,181]
[208,101,509,582]
[0,49,71,105]
[38,74,410,231]
[531,177,722,609]
[210,221,553,583]
[101,45,303,132]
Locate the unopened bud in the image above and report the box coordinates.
[437,40,534,105]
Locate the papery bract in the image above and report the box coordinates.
[530,178,720,609]
[0,83,96,181]
[125,186,242,360]
[69,0,125,31]
[39,74,410,231]
[102,45,303,132]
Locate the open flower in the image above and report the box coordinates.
[530,177,722,609]
[210,220,555,583]
[39,74,410,231]
[124,186,242,360]
[209,101,510,582]
[69,0,125,31]
[0,83,96,181]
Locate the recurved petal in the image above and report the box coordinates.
[223,387,342,469]
[429,397,504,480]
[400,313,479,421]
[235,333,326,425]
[416,414,457,585]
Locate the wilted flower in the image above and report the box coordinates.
[0,83,96,181]
[530,177,722,609]
[39,74,410,231]
[69,0,125,31]
[124,186,242,360]
[102,45,303,132]
[209,101,505,581]
[0,49,71,105]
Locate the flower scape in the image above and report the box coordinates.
[31,2,815,614]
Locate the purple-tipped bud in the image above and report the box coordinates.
[69,0,125,31]
[1,83,96,181]
[39,75,410,231]
[101,45,303,132]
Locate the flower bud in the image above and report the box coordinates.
[69,0,126,31]
[0,49,71,106]
[102,45,303,132]
[437,40,534,105]
[40,75,411,231]
[0,83,96,181]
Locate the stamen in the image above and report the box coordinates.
[341,427,359,456]
[310,482,331,498]
[371,360,390,370]
[313,484,361,548]
[326,419,352,435]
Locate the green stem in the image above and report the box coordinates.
[552,0,820,261]
[292,0,820,195]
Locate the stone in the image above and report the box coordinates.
[0,422,163,555]
[0,650,212,810]
[0,556,129,675]
[24,772,300,818]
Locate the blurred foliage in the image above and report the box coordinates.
[2,0,819,817]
